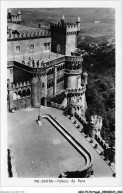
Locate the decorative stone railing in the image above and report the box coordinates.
[40,114,93,178]
[65,55,83,62]
[66,87,86,94]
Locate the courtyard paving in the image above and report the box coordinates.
[8,107,114,178]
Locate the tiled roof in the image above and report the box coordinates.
[7,23,49,35]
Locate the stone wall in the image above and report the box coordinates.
[50,26,66,55]
[14,66,32,83]
[66,34,77,55]
[8,37,51,60]
[13,96,31,110]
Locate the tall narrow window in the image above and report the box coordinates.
[57,44,61,53]
[16,45,20,53]
[30,44,34,51]
[42,83,45,88]
[44,42,51,51]
[44,43,47,51]
[47,42,50,50]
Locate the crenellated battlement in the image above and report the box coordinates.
[65,56,82,71]
[65,61,82,70]
[90,115,103,130]
[50,15,80,55]
[50,22,67,28]
[66,86,86,94]
[7,28,50,40]
[50,22,78,30]
[50,22,79,35]
[7,9,21,24]
[50,15,80,35]
[10,81,31,90]
[65,56,83,62]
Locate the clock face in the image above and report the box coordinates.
[57,44,61,53]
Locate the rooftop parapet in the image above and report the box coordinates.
[50,22,78,33]
[50,15,80,33]
[10,80,31,90]
[7,9,21,24]
[7,27,51,40]
[65,55,83,62]
[90,115,103,130]
[66,86,86,94]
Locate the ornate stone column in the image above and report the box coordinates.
[53,65,57,95]
[31,75,39,107]
[44,73,47,106]
[8,89,14,111]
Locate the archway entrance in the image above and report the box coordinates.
[41,97,46,106]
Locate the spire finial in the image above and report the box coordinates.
[62,14,65,21]
[77,16,80,22]
[8,9,11,14]
[18,10,21,15]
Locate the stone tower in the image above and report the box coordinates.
[8,9,12,20]
[90,115,103,137]
[50,15,81,55]
[17,10,21,24]
[65,56,87,117]
[7,9,21,24]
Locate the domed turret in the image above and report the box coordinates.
[61,14,65,24]
[77,16,80,23]
[8,9,11,14]
[83,72,88,85]
[8,9,12,19]
[76,16,80,32]
[18,10,21,15]
[17,10,21,24]
[62,14,65,20]
[90,115,103,137]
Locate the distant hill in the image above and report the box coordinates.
[78,35,108,44]
[77,34,115,45]
[10,8,115,42]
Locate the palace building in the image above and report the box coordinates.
[7,9,116,179]
[7,9,88,117]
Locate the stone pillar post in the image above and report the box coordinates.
[83,72,88,85]
[38,114,42,126]
[44,73,47,106]
[31,75,39,107]
[53,65,57,95]
[8,89,14,111]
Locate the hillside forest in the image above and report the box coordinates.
[77,36,115,147]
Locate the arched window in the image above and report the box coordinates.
[41,97,45,106]
[22,90,26,97]
[42,83,45,88]
[57,44,61,53]
[30,44,34,51]
[44,43,47,51]
[47,42,50,50]
[13,92,17,100]
[16,45,21,53]
[27,88,31,96]
[51,69,54,74]
[18,90,22,99]
[49,69,51,75]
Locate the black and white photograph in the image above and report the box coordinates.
[0,1,122,193]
